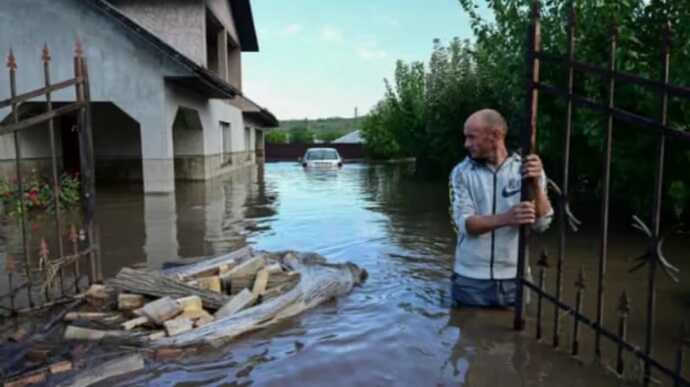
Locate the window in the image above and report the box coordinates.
[244,126,252,161]
[220,121,231,164]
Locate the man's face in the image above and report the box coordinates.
[463,119,495,161]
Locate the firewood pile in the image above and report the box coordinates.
[60,247,366,347]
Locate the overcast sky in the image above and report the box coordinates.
[242,0,480,120]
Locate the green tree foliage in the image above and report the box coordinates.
[265,130,289,144]
[288,127,315,144]
[365,0,690,220]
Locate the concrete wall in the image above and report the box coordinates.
[111,0,206,67]
[165,83,256,181]
[206,0,240,46]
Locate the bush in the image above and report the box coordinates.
[0,170,81,217]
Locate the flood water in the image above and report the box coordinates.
[1,162,688,386]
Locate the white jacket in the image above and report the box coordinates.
[449,154,553,279]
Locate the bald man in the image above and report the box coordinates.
[449,109,553,307]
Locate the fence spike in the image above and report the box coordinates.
[5,255,16,273]
[537,249,549,268]
[68,224,78,243]
[75,38,83,58]
[6,48,16,71]
[41,43,51,63]
[618,290,631,315]
[575,267,586,289]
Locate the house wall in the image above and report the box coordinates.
[110,0,207,67]
[206,0,240,46]
[0,0,192,193]
[165,84,256,181]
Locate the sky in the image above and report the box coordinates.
[242,0,481,120]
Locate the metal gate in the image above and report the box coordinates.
[0,41,99,316]
[513,2,689,386]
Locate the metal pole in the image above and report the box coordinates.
[616,291,630,375]
[514,0,541,331]
[572,267,585,356]
[536,250,548,340]
[554,4,576,348]
[595,25,617,360]
[643,22,671,387]
[42,44,66,297]
[7,49,34,308]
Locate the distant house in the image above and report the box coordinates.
[0,0,277,193]
[332,130,364,144]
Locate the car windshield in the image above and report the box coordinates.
[306,149,339,160]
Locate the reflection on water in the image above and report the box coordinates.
[1,162,688,386]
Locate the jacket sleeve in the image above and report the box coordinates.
[532,171,554,233]
[449,167,476,235]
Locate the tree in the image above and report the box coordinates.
[289,127,314,144]
[265,131,289,144]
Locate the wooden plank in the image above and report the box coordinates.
[214,288,255,319]
[225,255,266,277]
[0,102,86,136]
[161,246,253,279]
[64,312,111,321]
[63,326,133,341]
[0,77,81,109]
[121,316,150,331]
[49,360,73,374]
[109,268,231,310]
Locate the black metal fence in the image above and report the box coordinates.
[0,41,100,316]
[513,3,689,386]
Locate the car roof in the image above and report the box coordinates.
[306,147,338,151]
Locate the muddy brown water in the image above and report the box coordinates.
[1,162,688,386]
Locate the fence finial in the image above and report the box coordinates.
[42,43,51,63]
[6,48,16,71]
[75,38,84,58]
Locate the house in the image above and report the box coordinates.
[0,0,277,193]
[332,130,364,144]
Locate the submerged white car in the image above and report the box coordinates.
[301,147,343,168]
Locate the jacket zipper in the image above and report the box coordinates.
[490,171,497,280]
[489,156,511,280]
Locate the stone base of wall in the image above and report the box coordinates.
[96,158,143,181]
[175,151,257,181]
[0,158,62,182]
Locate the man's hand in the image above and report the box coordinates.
[504,201,536,226]
[522,154,543,180]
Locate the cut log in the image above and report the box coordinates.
[49,360,73,374]
[265,263,283,274]
[59,354,144,387]
[148,331,166,341]
[109,268,231,310]
[64,326,135,341]
[194,311,215,327]
[118,294,145,311]
[121,316,150,331]
[140,297,182,325]
[176,296,202,313]
[164,316,193,336]
[161,246,253,279]
[196,276,221,293]
[64,312,112,322]
[225,255,266,277]
[215,288,256,319]
[86,284,108,299]
[252,269,269,297]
